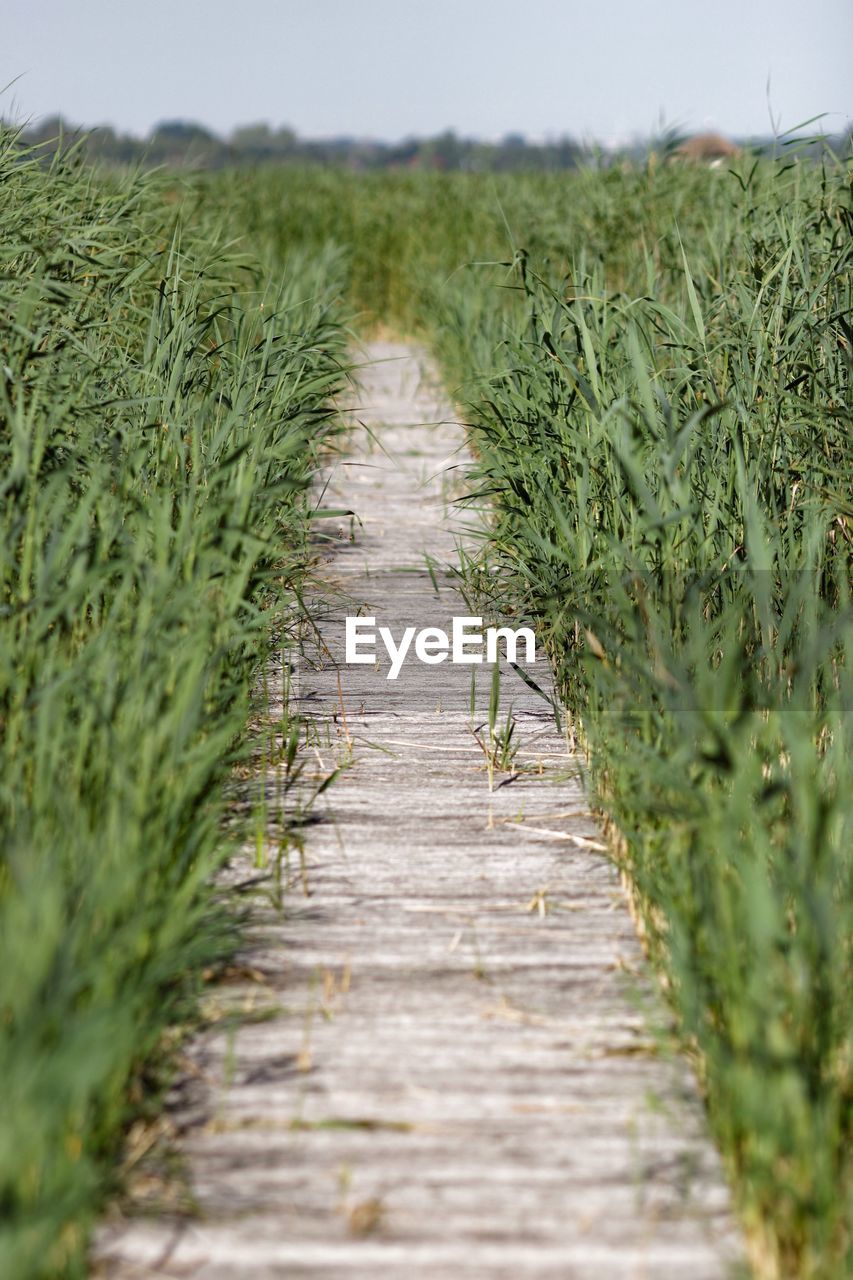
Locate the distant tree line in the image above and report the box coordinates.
[5,117,589,170]
[5,116,850,171]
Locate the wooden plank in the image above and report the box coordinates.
[94,342,743,1278]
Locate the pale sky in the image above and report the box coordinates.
[4,1,850,143]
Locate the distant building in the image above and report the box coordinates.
[674,133,741,165]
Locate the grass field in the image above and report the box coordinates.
[429,159,852,1280]
[217,156,852,1277]
[1,139,849,1278]
[0,138,347,1277]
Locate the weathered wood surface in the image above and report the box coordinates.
[95,343,743,1278]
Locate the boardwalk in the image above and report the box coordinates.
[95,343,742,1278]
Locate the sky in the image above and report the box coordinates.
[3,1,850,144]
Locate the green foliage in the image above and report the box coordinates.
[3,142,850,1279]
[0,138,346,1277]
[242,156,852,1276]
[201,168,512,326]
[432,159,852,1278]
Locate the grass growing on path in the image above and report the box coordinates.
[0,137,346,1277]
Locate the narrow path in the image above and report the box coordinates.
[96,342,742,1279]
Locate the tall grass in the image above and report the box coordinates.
[4,145,847,1277]
[218,157,852,1275]
[0,137,346,1277]
[432,158,852,1278]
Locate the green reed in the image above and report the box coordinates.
[431,157,851,1279]
[230,154,853,1276]
[0,137,346,1277]
[225,154,850,1274]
